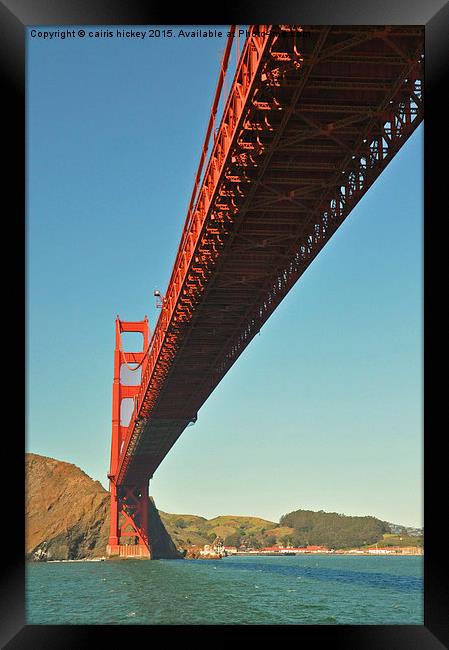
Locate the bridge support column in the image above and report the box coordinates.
[107,316,151,559]
[106,483,151,558]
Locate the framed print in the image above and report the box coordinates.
[3,0,448,646]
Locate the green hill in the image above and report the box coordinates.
[159,508,424,552]
[279,509,423,549]
[158,513,282,549]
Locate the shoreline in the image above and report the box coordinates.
[227,551,423,557]
[28,552,423,563]
[228,551,424,557]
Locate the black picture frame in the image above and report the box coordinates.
[3,0,448,647]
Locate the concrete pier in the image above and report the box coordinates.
[106,544,151,559]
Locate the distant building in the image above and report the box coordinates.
[200,537,226,558]
[224,546,237,554]
[305,545,329,553]
[261,546,281,553]
[212,537,225,555]
[368,546,423,555]
[258,545,329,555]
[401,546,423,555]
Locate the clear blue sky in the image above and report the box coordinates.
[26,26,423,528]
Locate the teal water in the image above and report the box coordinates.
[26,555,423,625]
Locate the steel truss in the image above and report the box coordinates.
[109,24,423,502]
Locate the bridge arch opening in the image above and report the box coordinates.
[120,398,134,427]
[120,363,142,386]
[119,331,144,352]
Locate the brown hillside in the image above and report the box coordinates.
[25,453,180,560]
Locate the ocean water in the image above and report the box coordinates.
[26,555,423,625]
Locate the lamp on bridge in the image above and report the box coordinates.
[154,290,165,309]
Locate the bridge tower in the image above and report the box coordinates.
[106,316,151,559]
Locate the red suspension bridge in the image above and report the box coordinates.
[107,24,424,558]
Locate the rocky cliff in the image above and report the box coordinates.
[25,453,181,561]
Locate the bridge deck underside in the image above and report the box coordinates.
[118,26,423,486]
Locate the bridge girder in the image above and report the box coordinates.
[110,24,423,493]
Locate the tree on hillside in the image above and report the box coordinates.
[224,532,242,547]
[279,509,389,549]
[292,534,308,547]
[174,518,187,529]
[245,536,262,549]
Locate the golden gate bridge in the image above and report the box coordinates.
[106,24,423,558]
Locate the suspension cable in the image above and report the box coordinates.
[118,330,152,373]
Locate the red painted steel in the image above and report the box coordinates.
[107,25,424,550]
[107,317,151,554]
[182,25,236,249]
